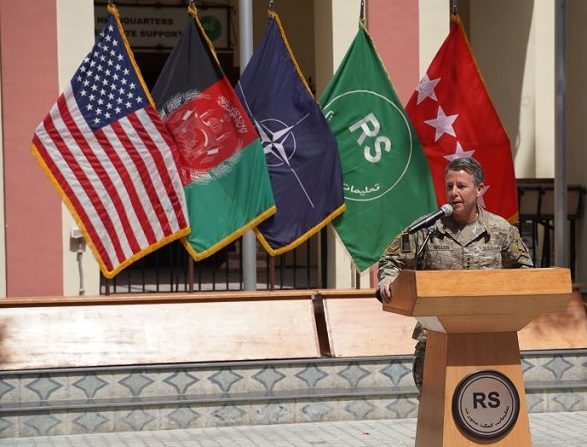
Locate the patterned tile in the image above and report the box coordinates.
[526,393,546,412]
[118,372,155,397]
[163,370,200,395]
[344,399,376,419]
[120,408,157,431]
[353,363,381,387]
[552,392,584,411]
[166,407,201,429]
[0,417,16,438]
[208,368,243,393]
[300,402,334,422]
[521,358,535,373]
[523,359,555,382]
[24,375,64,401]
[295,365,328,389]
[385,396,419,418]
[254,402,293,424]
[380,361,412,386]
[2,354,584,438]
[73,374,108,398]
[210,405,247,425]
[72,412,110,433]
[337,363,370,387]
[22,414,62,436]
[269,366,300,392]
[544,356,574,380]
[252,366,286,392]
[562,356,587,381]
[0,378,17,402]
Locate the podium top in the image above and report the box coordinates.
[383,268,572,333]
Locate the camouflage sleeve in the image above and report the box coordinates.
[502,224,534,268]
[377,233,418,289]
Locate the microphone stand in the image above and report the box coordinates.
[415,225,437,270]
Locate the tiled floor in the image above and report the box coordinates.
[1,411,586,447]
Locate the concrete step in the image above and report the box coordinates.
[0,350,585,438]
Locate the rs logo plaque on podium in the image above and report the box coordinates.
[452,370,520,441]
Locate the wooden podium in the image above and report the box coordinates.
[383,268,572,447]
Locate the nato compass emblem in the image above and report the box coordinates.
[254,115,315,208]
[237,83,315,208]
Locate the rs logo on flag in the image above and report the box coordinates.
[348,112,392,163]
[322,90,415,203]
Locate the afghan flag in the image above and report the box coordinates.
[320,24,437,272]
[151,5,275,261]
[405,15,518,222]
[236,12,345,256]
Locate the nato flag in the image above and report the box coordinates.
[236,12,345,255]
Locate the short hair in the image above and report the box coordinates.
[445,157,484,185]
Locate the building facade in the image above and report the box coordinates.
[0,0,585,297]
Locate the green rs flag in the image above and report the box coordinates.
[320,24,437,272]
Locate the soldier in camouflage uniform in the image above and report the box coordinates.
[376,157,533,393]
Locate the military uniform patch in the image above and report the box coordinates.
[401,233,411,253]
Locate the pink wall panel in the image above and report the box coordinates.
[0,0,63,296]
[367,0,420,105]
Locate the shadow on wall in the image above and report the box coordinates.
[463,0,534,164]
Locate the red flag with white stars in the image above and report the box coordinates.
[405,15,518,222]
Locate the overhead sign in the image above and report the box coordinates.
[94,6,230,51]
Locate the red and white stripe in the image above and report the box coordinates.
[33,83,189,274]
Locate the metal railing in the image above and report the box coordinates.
[100,182,585,294]
[517,179,585,279]
[101,234,321,294]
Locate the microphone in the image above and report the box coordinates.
[405,204,453,234]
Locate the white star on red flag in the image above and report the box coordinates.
[443,141,475,162]
[416,74,441,105]
[424,106,458,142]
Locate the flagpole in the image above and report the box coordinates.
[188,257,194,293]
[239,0,258,291]
[554,0,568,269]
[450,0,458,15]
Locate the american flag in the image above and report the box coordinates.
[32,8,189,278]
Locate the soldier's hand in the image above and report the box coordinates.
[378,280,393,303]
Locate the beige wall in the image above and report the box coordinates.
[419,0,450,79]
[467,0,585,284]
[466,0,555,179]
[57,0,99,296]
